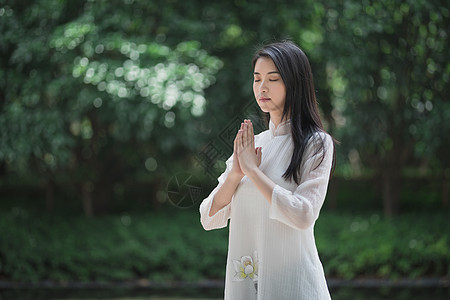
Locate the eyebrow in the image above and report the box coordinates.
[253,71,280,75]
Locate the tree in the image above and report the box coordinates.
[1,0,334,215]
[2,0,447,216]
[321,0,449,215]
[0,0,222,215]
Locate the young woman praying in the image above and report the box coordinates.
[200,40,335,300]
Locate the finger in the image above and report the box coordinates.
[257,147,262,165]
[249,120,255,149]
[238,129,244,150]
[237,123,244,150]
[234,124,241,151]
[233,131,239,154]
[246,121,251,147]
[243,123,248,149]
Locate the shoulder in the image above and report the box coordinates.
[312,131,333,147]
[310,131,332,145]
[305,131,334,157]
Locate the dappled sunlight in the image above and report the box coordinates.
[0,0,448,296]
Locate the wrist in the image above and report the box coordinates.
[246,166,260,179]
[228,171,244,182]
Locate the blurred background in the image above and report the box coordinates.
[0,0,449,299]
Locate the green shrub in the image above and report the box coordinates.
[315,211,450,279]
[0,207,448,282]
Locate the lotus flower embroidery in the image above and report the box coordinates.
[233,251,258,282]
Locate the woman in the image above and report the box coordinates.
[200,41,335,299]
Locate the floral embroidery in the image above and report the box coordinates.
[232,251,259,293]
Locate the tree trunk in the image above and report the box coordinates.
[45,180,55,212]
[96,181,111,215]
[381,168,400,217]
[82,182,94,217]
[150,178,164,210]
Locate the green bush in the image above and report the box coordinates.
[315,211,450,279]
[0,206,448,283]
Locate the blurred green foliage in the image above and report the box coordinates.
[316,212,449,279]
[1,0,224,215]
[0,0,448,287]
[0,207,228,282]
[0,207,448,282]
[0,0,449,215]
[322,0,450,215]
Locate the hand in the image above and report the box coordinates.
[230,122,245,178]
[236,119,262,176]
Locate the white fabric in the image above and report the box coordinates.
[200,118,333,300]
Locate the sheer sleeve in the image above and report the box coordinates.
[269,132,333,230]
[199,154,233,231]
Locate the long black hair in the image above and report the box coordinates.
[252,40,335,184]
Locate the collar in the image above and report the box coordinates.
[269,118,291,137]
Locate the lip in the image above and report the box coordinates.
[259,97,271,101]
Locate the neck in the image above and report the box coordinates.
[269,113,289,128]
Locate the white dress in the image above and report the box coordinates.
[199,119,333,300]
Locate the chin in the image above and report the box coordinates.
[256,103,269,113]
[259,107,272,114]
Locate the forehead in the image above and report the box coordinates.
[254,57,278,73]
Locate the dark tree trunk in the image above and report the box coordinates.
[96,180,112,215]
[45,180,55,212]
[381,167,400,217]
[81,182,94,217]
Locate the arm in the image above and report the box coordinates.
[209,171,243,217]
[268,133,333,230]
[199,154,237,230]
[236,119,276,204]
[238,121,333,231]
[200,121,258,230]
[246,168,276,204]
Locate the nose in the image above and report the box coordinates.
[259,79,268,94]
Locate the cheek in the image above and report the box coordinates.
[275,86,285,99]
[280,85,287,101]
